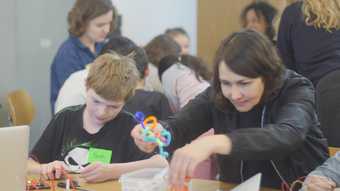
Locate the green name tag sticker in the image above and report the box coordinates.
[87,147,112,164]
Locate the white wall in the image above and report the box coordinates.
[0,0,16,127]
[15,0,74,148]
[112,0,197,54]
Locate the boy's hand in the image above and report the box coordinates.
[79,162,111,183]
[40,160,67,180]
[131,124,158,153]
[303,175,336,191]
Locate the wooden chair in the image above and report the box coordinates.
[328,147,340,157]
[7,89,36,126]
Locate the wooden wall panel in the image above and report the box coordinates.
[197,0,252,65]
[197,0,293,65]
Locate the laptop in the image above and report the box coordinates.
[0,125,29,190]
[231,173,262,191]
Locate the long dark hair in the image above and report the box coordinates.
[212,30,284,110]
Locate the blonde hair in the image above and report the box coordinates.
[302,0,340,31]
[86,52,139,101]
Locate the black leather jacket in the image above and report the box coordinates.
[166,70,328,188]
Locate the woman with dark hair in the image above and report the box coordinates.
[50,0,115,112]
[241,1,277,43]
[132,30,328,189]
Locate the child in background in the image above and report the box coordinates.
[165,27,191,55]
[158,54,211,112]
[144,34,181,92]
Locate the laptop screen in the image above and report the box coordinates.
[0,125,29,190]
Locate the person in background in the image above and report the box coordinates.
[158,54,211,112]
[55,36,173,120]
[241,1,278,43]
[159,54,214,179]
[144,34,181,92]
[277,0,340,148]
[277,0,340,86]
[165,27,190,55]
[132,30,328,189]
[29,52,168,183]
[50,0,115,113]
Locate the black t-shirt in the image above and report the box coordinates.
[124,89,173,120]
[31,105,152,169]
[219,105,281,188]
[237,105,282,188]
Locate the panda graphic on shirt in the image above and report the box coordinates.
[64,146,89,172]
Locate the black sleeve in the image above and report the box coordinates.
[155,93,173,120]
[165,88,213,153]
[30,113,65,163]
[229,77,318,160]
[277,3,297,71]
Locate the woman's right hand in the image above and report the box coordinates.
[131,124,158,153]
